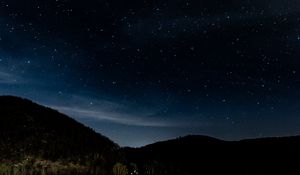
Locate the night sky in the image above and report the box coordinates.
[1,0,300,147]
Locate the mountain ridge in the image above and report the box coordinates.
[0,95,120,175]
[2,95,300,175]
[123,130,300,174]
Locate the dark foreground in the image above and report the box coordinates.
[124,135,300,175]
[0,96,300,175]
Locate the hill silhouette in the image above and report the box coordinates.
[1,96,300,175]
[124,135,300,175]
[0,96,119,175]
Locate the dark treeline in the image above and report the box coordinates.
[2,96,300,175]
[0,96,124,175]
[122,135,300,175]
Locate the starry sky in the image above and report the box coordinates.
[1,0,300,147]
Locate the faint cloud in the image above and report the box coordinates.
[52,106,176,127]
[48,95,210,128]
[0,71,20,84]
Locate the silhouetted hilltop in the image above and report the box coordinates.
[0,96,119,174]
[124,135,300,175]
[2,96,300,175]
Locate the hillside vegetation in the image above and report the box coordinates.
[2,96,300,175]
[0,96,121,175]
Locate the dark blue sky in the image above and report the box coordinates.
[1,0,300,147]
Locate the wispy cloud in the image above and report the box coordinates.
[48,95,209,128]
[0,71,20,84]
[52,106,176,127]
